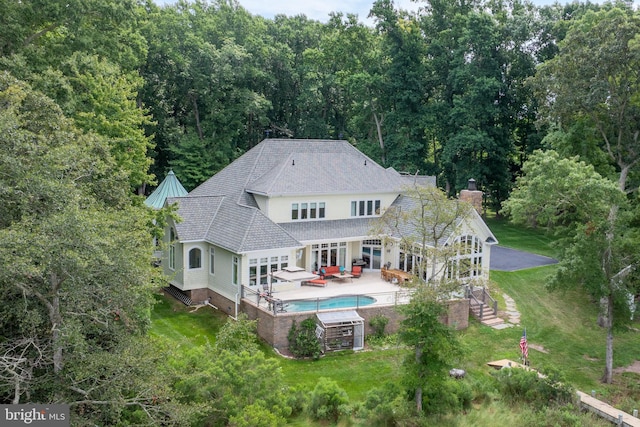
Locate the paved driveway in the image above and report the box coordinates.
[490,245,557,272]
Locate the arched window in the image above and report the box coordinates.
[189,248,202,269]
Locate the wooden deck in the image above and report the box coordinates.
[488,360,640,427]
[576,391,640,427]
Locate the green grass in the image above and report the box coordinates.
[149,292,226,347]
[275,347,406,402]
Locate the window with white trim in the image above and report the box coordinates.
[291,201,326,220]
[248,255,290,286]
[447,235,483,279]
[350,199,381,217]
[188,248,202,269]
[169,228,176,270]
[209,247,215,275]
[232,256,239,285]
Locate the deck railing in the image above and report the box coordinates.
[241,285,413,315]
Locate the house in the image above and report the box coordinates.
[160,139,497,319]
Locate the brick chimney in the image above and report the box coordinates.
[459,179,482,214]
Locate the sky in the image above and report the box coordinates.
[154,0,563,25]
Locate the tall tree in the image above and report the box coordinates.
[502,150,639,384]
[375,183,470,411]
[531,7,640,383]
[0,75,177,423]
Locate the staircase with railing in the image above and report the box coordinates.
[465,286,504,327]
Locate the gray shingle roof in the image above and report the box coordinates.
[169,195,300,253]
[190,139,407,197]
[169,139,439,253]
[279,217,376,242]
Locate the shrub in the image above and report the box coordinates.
[287,318,322,359]
[493,366,574,409]
[369,314,389,338]
[357,381,412,426]
[308,377,350,422]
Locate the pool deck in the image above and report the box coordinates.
[268,271,404,300]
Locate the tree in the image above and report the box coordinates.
[171,346,291,426]
[530,7,640,383]
[0,74,177,423]
[502,150,638,384]
[533,7,640,194]
[375,184,475,283]
[374,183,470,411]
[398,286,461,413]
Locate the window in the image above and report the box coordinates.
[447,235,483,279]
[169,228,176,270]
[188,248,201,269]
[232,256,239,285]
[248,255,290,286]
[351,199,381,217]
[209,247,215,275]
[291,201,326,220]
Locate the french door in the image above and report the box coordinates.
[361,240,382,270]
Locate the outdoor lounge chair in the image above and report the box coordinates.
[351,265,362,278]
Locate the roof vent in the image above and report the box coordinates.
[292,159,295,166]
[467,178,477,191]
[364,160,367,166]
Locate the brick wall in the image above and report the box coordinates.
[241,298,470,351]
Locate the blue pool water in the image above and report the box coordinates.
[286,295,376,312]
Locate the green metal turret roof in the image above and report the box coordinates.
[144,170,188,209]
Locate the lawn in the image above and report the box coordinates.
[148,217,640,423]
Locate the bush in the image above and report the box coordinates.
[357,381,413,426]
[493,366,574,409]
[369,314,389,338]
[422,378,473,415]
[307,377,350,422]
[287,318,322,359]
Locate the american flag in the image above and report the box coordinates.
[520,329,528,359]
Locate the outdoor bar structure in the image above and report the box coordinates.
[315,311,365,352]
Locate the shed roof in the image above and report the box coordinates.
[316,310,364,326]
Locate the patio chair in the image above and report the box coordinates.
[351,265,362,278]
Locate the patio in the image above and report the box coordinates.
[276,270,403,298]
[243,270,412,315]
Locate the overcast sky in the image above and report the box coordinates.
[154,0,566,25]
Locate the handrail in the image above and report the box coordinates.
[466,285,497,319]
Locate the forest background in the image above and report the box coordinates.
[1,0,640,425]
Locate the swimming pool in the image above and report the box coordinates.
[286,295,376,312]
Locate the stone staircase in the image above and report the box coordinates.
[163,286,192,306]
